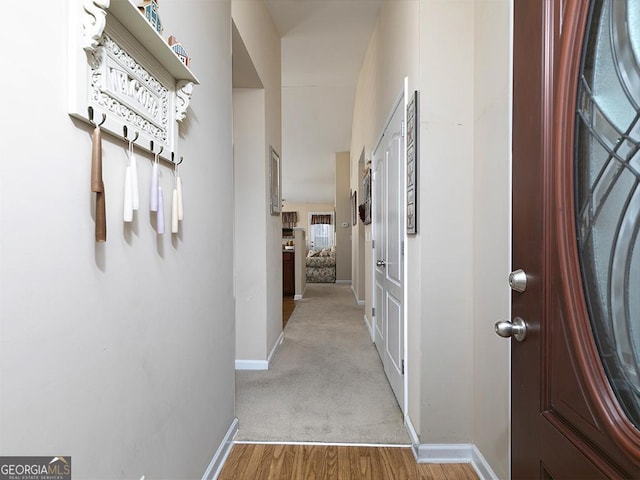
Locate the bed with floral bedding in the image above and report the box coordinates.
[306,247,336,283]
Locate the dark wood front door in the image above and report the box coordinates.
[512,0,640,477]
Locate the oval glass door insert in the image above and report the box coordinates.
[575,0,640,428]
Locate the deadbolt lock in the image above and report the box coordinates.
[509,269,527,293]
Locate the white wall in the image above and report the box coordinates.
[472,1,511,478]
[232,0,283,364]
[418,0,475,444]
[234,88,268,360]
[0,1,235,478]
[294,228,306,297]
[351,0,511,476]
[335,152,352,281]
[352,158,367,303]
[350,0,421,428]
[282,86,355,204]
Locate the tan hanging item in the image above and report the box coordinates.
[90,109,106,242]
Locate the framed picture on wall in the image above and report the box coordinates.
[362,168,372,225]
[406,90,418,234]
[351,190,358,226]
[269,146,281,215]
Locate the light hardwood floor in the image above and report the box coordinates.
[218,443,479,480]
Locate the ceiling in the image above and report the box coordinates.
[264,0,382,204]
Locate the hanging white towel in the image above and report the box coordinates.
[177,176,184,220]
[123,166,133,222]
[171,188,179,233]
[130,152,139,210]
[150,162,159,212]
[157,185,165,234]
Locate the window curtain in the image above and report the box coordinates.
[310,214,332,225]
[282,211,298,229]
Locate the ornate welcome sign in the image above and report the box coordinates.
[69,0,198,158]
[94,35,169,143]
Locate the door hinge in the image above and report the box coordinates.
[401,359,405,375]
[372,239,375,249]
[401,120,406,138]
[372,307,375,317]
[401,241,404,256]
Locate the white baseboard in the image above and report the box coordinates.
[405,415,420,459]
[471,445,499,480]
[235,359,268,370]
[294,286,306,301]
[404,416,498,480]
[267,332,285,364]
[336,280,352,284]
[235,332,285,371]
[351,285,365,305]
[362,314,373,340]
[416,443,475,463]
[201,417,238,480]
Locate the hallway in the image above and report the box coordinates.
[235,284,409,444]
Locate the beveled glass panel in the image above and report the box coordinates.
[575,0,640,427]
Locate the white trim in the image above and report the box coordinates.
[201,418,238,480]
[416,443,474,463]
[507,1,514,476]
[294,286,306,301]
[351,285,365,305]
[405,415,420,460]
[404,417,497,480]
[371,83,408,415]
[363,314,374,340]
[235,440,410,447]
[267,331,285,364]
[412,443,498,480]
[401,75,409,421]
[235,359,268,370]
[235,332,285,370]
[471,445,500,480]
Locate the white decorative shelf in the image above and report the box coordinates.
[68,0,199,159]
[107,0,199,85]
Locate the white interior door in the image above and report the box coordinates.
[373,95,405,411]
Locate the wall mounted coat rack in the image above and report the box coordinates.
[68,0,199,160]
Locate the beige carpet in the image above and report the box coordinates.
[235,283,410,444]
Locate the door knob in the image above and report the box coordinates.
[494,317,527,342]
[509,269,527,292]
[376,260,386,267]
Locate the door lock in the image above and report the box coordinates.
[494,317,527,342]
[509,269,527,293]
[376,260,386,267]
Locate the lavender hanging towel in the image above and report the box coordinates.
[150,162,159,212]
[157,185,165,234]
